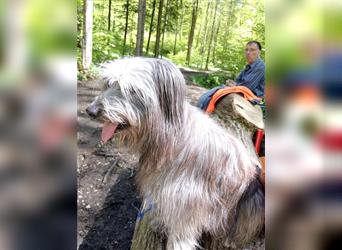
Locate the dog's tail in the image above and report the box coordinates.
[227,167,265,248]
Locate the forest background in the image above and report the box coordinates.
[77,0,265,88]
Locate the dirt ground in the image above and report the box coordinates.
[77,78,207,250]
[77,74,264,249]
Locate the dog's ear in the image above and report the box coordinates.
[100,58,186,127]
[153,60,186,127]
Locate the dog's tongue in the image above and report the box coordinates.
[101,121,118,143]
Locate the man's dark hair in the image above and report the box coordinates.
[247,41,262,50]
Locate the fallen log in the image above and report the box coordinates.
[131,93,264,250]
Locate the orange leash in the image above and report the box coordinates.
[254,129,264,154]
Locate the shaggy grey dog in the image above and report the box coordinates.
[86,57,264,250]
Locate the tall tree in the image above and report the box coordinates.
[146,0,157,55]
[154,0,164,57]
[221,0,235,67]
[205,0,219,70]
[178,0,185,40]
[160,0,169,58]
[212,12,222,64]
[224,0,234,40]
[195,1,210,48]
[135,0,146,56]
[79,0,265,72]
[199,1,212,57]
[129,7,135,53]
[173,0,180,55]
[186,0,199,65]
[82,0,93,70]
[122,0,130,55]
[107,0,112,31]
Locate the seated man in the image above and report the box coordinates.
[226,41,265,98]
[197,41,265,161]
[197,41,265,110]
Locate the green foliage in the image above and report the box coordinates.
[191,71,233,89]
[92,31,121,62]
[26,0,74,60]
[167,50,187,65]
[77,64,100,81]
[78,0,265,81]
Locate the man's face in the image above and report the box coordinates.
[245,43,260,64]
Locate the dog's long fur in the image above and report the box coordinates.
[88,58,264,249]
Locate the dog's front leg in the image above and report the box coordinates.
[167,234,198,250]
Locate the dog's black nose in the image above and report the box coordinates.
[86,105,101,118]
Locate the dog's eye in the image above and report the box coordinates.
[100,80,110,91]
[105,80,120,90]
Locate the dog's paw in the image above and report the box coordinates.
[223,240,238,249]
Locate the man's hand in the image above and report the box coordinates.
[225,79,236,87]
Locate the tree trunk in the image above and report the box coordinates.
[179,0,184,40]
[200,2,211,52]
[219,0,233,64]
[130,6,135,53]
[135,0,146,56]
[172,0,179,55]
[130,94,264,249]
[146,0,157,55]
[212,94,263,161]
[82,0,93,70]
[224,0,235,47]
[186,0,199,66]
[200,1,212,69]
[173,0,184,55]
[212,15,221,65]
[160,0,169,58]
[205,0,219,70]
[107,0,112,31]
[77,0,83,49]
[224,0,234,41]
[195,1,210,48]
[131,213,166,249]
[123,0,130,55]
[154,0,164,57]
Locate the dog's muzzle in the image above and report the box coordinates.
[86,102,120,143]
[86,104,101,119]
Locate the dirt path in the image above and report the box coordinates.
[77,79,207,249]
